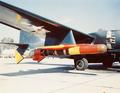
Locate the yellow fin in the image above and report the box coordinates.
[17,14,22,22]
[14,49,24,64]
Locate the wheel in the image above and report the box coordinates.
[75,58,88,70]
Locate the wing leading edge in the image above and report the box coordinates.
[0,1,94,46]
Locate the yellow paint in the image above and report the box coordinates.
[84,69,89,71]
[36,45,64,49]
[68,46,80,55]
[17,14,22,22]
[74,68,77,70]
[39,18,60,27]
[14,49,24,64]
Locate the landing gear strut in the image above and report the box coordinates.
[74,58,88,70]
[102,57,114,67]
[103,61,113,67]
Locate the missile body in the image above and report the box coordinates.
[32,44,107,62]
[15,44,107,64]
[50,44,107,56]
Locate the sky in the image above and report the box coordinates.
[0,0,120,43]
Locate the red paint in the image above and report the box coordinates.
[37,29,41,31]
[33,50,46,63]
[79,45,99,54]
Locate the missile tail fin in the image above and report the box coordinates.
[14,49,24,64]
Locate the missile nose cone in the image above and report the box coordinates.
[98,44,107,53]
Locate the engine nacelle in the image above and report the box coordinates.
[114,30,120,49]
[90,30,120,49]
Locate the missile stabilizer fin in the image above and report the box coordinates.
[15,49,24,64]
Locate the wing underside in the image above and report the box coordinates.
[0,1,94,46]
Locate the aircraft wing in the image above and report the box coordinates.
[0,1,94,46]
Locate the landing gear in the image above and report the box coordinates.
[103,61,113,67]
[102,57,114,67]
[74,58,88,70]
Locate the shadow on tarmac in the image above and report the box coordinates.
[88,63,120,72]
[0,66,97,76]
[6,61,73,67]
[22,62,120,72]
[2,62,120,77]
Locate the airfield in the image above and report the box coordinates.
[0,58,120,93]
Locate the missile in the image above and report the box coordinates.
[31,44,107,62]
[36,44,107,54]
[15,44,107,64]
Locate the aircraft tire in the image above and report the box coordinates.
[75,58,88,70]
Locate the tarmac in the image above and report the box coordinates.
[0,58,120,93]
